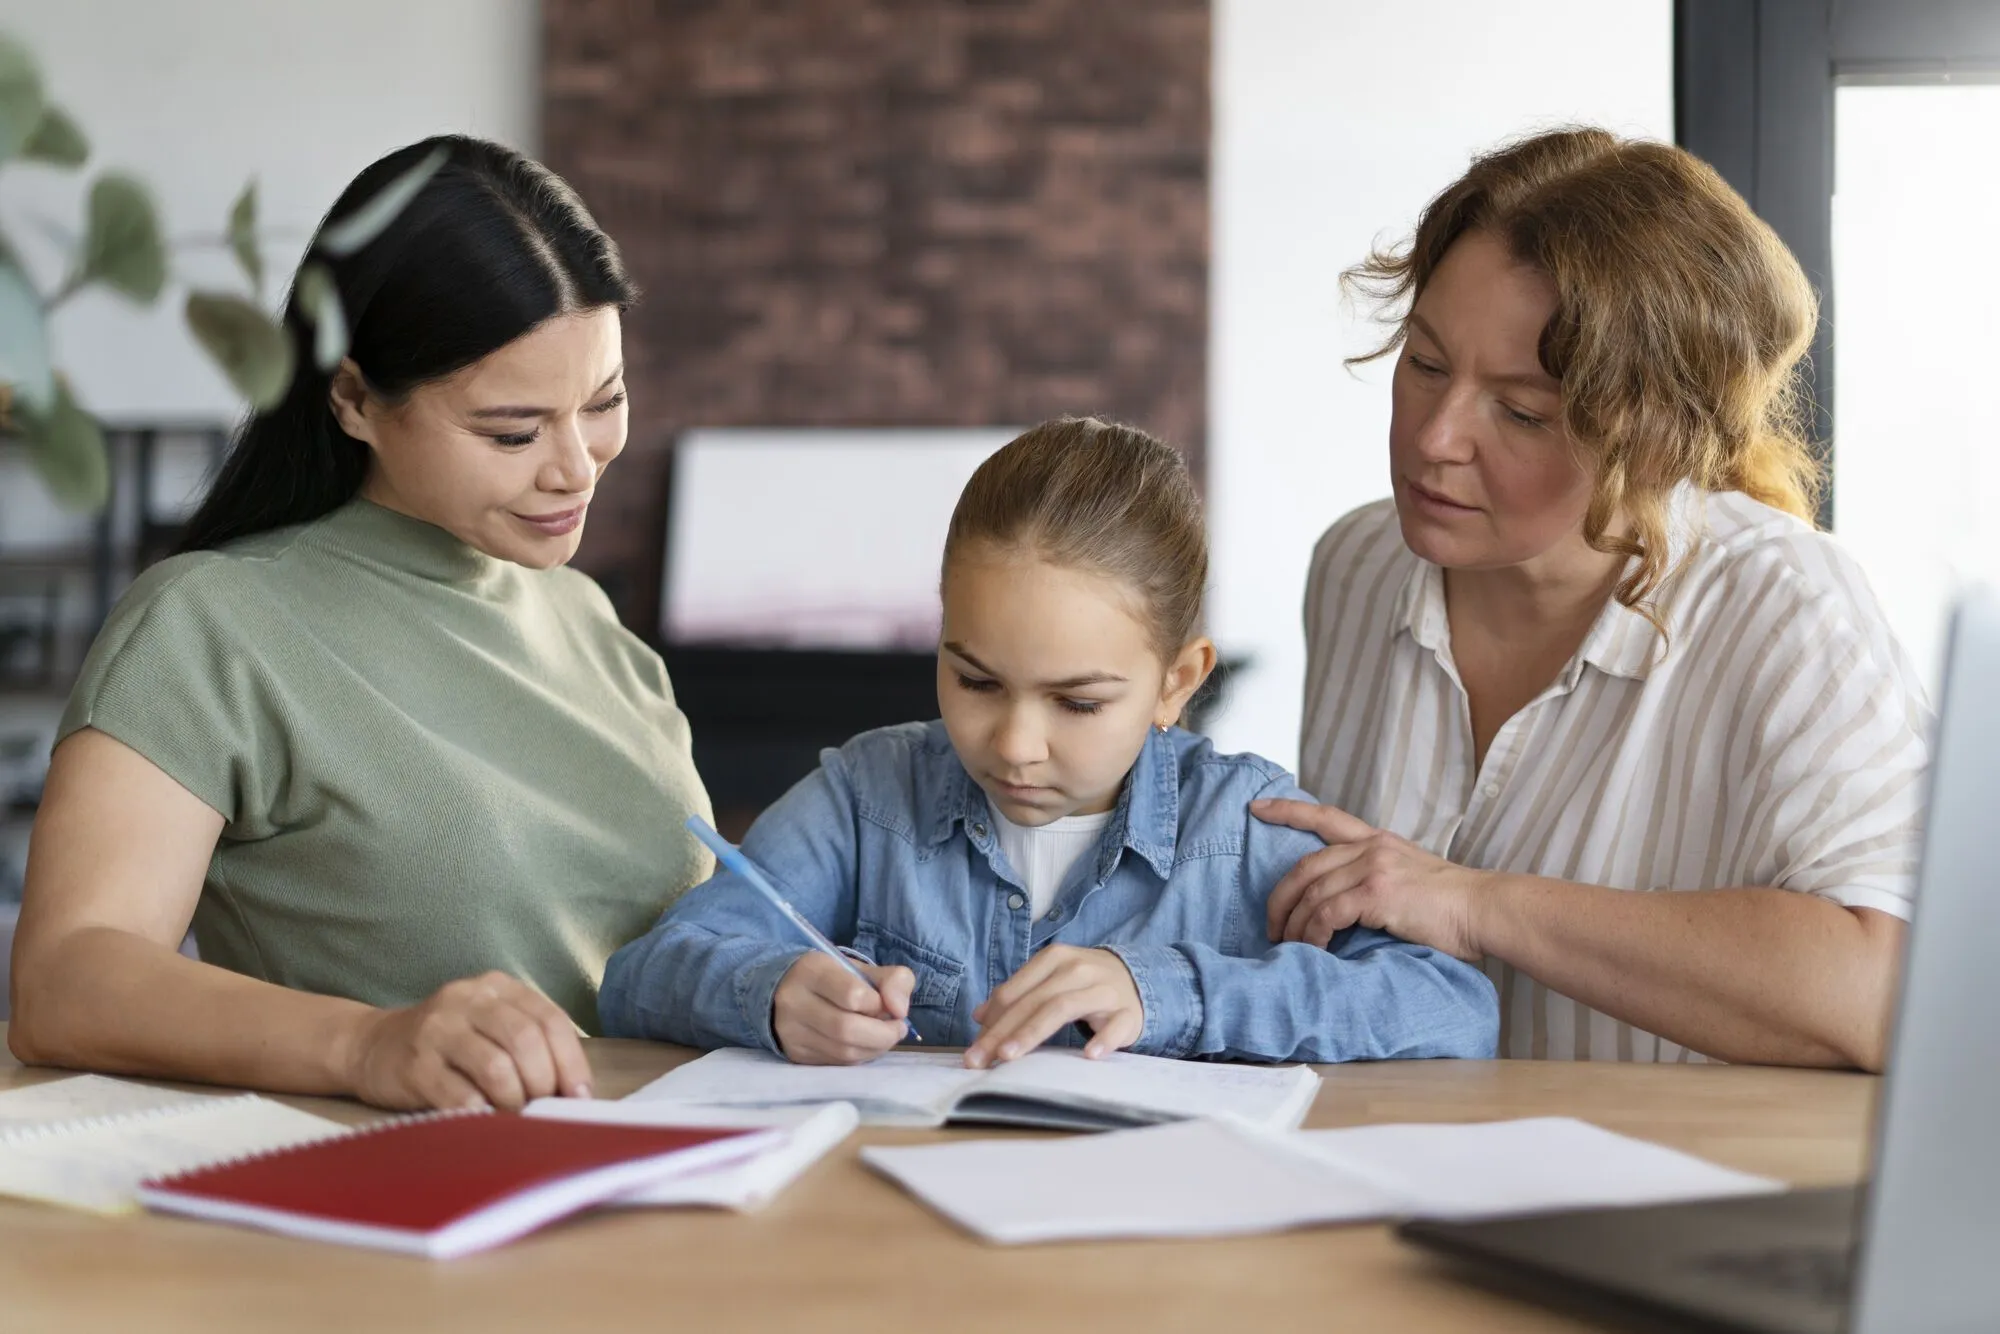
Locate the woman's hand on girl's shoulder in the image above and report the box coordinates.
[336,971,595,1110]
[966,946,1143,1069]
[1252,798,1493,961]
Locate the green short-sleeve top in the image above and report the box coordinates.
[57,498,714,1032]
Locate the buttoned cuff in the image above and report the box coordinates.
[735,948,811,1056]
[1104,943,1202,1057]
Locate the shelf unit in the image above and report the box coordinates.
[0,421,230,899]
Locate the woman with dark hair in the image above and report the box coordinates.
[8,136,713,1110]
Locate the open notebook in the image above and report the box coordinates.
[0,1075,347,1214]
[633,1047,1322,1132]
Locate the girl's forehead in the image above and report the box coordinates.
[942,555,1159,671]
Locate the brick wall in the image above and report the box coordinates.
[542,0,1211,629]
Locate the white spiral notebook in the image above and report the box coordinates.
[0,1074,347,1214]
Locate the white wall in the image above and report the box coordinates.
[1205,0,1674,768]
[0,0,539,419]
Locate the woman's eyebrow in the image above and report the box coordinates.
[943,642,1128,690]
[1407,315,1556,392]
[465,366,626,419]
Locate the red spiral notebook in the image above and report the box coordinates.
[136,1109,775,1258]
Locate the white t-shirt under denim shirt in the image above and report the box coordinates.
[988,803,1115,921]
[1297,485,1932,1064]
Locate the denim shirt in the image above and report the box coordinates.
[600,721,1498,1062]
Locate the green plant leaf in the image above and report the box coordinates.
[0,33,46,162]
[227,179,261,294]
[80,173,167,303]
[316,145,446,257]
[0,259,52,412]
[294,261,347,371]
[22,102,86,167]
[14,377,109,511]
[185,290,294,410]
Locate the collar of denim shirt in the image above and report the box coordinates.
[917,721,1182,884]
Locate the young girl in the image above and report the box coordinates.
[599,418,1497,1067]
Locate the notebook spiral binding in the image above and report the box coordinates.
[141,1102,491,1189]
[0,1093,263,1149]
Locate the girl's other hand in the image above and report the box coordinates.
[771,953,915,1065]
[338,970,594,1110]
[966,945,1143,1068]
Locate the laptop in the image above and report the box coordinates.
[1397,586,2000,1334]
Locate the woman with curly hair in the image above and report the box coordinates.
[1257,127,1929,1071]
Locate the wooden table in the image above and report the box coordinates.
[0,1028,1876,1333]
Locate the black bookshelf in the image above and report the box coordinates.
[660,643,1247,827]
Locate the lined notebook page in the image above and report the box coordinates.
[631,1049,977,1121]
[974,1051,1322,1130]
[0,1095,347,1215]
[0,1074,216,1129]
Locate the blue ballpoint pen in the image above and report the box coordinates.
[684,815,922,1043]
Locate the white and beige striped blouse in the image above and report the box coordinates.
[1298,487,1932,1062]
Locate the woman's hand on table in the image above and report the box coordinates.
[1253,798,1495,962]
[339,971,595,1110]
[772,953,916,1066]
[966,945,1143,1069]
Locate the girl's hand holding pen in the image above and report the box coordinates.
[772,953,918,1065]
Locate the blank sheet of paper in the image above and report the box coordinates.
[1295,1117,1784,1219]
[863,1116,1788,1245]
[862,1119,1401,1244]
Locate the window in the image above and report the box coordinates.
[1832,84,2000,690]
[1677,0,2000,691]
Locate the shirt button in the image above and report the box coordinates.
[1482,783,1500,799]
[1007,893,1026,910]
[973,823,988,839]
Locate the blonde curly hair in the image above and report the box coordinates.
[1346,126,1824,616]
